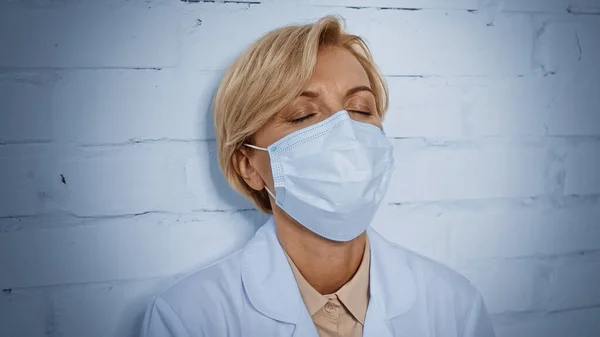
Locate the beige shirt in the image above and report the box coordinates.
[285,239,370,337]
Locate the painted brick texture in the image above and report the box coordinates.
[0,0,599,336]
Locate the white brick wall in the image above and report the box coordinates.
[0,0,598,336]
[0,6,179,68]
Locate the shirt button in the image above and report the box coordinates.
[324,301,336,313]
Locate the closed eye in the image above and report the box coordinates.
[348,110,373,116]
[290,113,316,124]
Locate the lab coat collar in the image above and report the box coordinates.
[241,217,305,324]
[366,226,417,319]
[241,217,416,326]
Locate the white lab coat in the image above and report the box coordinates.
[140,217,495,337]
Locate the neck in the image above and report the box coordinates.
[274,208,366,294]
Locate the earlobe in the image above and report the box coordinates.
[232,149,265,191]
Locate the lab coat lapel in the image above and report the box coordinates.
[363,298,394,337]
[364,226,417,336]
[292,309,319,337]
[241,217,319,337]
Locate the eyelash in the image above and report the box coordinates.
[290,113,316,124]
[348,110,373,116]
[290,110,372,124]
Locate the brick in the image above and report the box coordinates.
[0,7,178,68]
[0,215,171,288]
[574,18,600,75]
[186,0,259,2]
[542,253,600,311]
[180,5,532,76]
[0,288,48,337]
[569,0,600,13]
[502,0,569,12]
[0,213,79,232]
[466,77,551,137]
[178,3,323,69]
[384,74,600,138]
[383,77,471,138]
[387,144,547,202]
[184,141,256,212]
[0,160,40,217]
[51,278,175,337]
[564,143,600,196]
[493,307,600,337]
[56,143,192,216]
[0,279,178,337]
[0,211,260,288]
[383,76,562,138]
[367,11,533,76]
[458,260,551,314]
[52,69,221,144]
[537,20,580,75]
[538,19,600,77]
[371,204,450,264]
[449,206,600,262]
[542,75,600,136]
[0,145,56,217]
[295,0,478,10]
[0,74,54,143]
[0,141,254,217]
[168,210,267,273]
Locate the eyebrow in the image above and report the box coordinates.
[299,85,374,98]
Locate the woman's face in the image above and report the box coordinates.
[237,45,383,196]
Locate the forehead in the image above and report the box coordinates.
[307,46,370,89]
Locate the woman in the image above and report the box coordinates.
[141,16,495,337]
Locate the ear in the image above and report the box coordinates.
[232,148,265,191]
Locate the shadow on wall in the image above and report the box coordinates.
[130,75,269,337]
[202,74,268,229]
[202,74,265,218]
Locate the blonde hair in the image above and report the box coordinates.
[213,15,388,213]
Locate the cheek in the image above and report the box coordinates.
[371,117,383,129]
[372,113,384,129]
[354,114,383,129]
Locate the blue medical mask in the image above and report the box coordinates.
[245,110,394,242]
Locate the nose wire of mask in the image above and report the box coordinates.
[242,110,394,242]
[243,143,275,199]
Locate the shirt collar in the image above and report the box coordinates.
[336,237,370,324]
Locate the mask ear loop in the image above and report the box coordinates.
[264,186,275,199]
[244,144,268,151]
[243,144,276,199]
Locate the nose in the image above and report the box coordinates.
[319,94,345,118]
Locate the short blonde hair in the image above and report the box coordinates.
[213,15,388,213]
